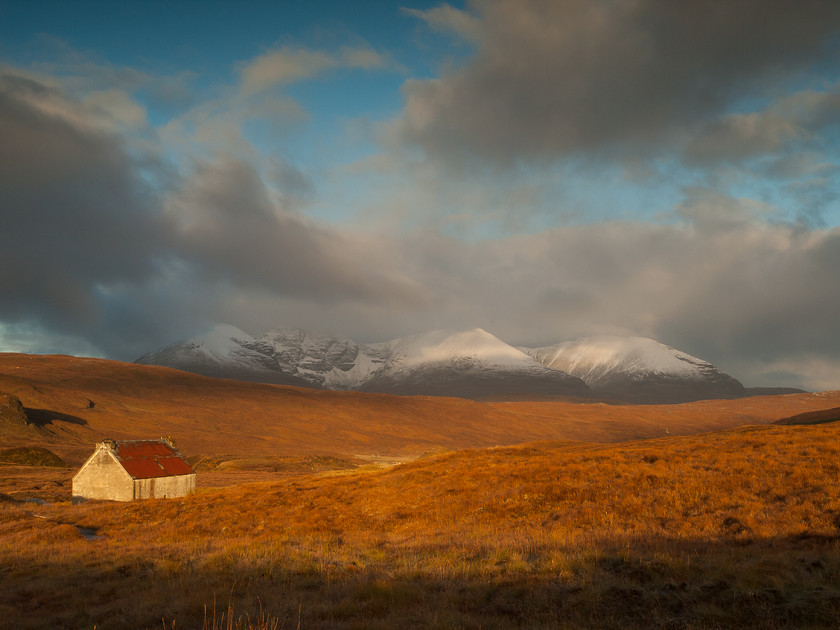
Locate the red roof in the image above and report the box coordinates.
[113,440,194,479]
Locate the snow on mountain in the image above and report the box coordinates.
[186,324,255,358]
[374,328,539,369]
[137,326,389,389]
[358,329,591,399]
[134,323,255,368]
[253,328,386,389]
[522,336,745,403]
[135,324,309,386]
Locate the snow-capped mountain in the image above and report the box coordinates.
[136,326,590,399]
[358,329,590,398]
[136,325,745,403]
[522,336,745,403]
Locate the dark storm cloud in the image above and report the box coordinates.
[394,0,840,165]
[0,72,167,327]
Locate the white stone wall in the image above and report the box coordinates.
[72,447,134,501]
[72,444,197,501]
[133,473,195,499]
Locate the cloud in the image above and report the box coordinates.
[673,188,777,231]
[161,43,395,161]
[0,71,430,359]
[83,88,148,129]
[747,356,840,393]
[2,27,839,393]
[148,193,837,391]
[402,3,483,42]
[684,112,803,164]
[166,158,430,306]
[17,36,198,121]
[779,88,840,131]
[1,72,837,392]
[684,86,840,164]
[0,72,167,331]
[391,0,840,166]
[160,92,309,162]
[239,45,390,96]
[0,320,106,358]
[381,197,840,390]
[677,85,840,226]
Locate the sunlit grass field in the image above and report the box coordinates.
[4,420,840,629]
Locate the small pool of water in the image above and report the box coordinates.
[76,525,103,541]
[25,509,104,541]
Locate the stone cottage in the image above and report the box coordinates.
[72,438,195,501]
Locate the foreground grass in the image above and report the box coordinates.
[3,422,840,628]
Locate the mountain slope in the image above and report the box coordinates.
[253,328,387,390]
[523,336,745,403]
[137,326,390,390]
[358,329,591,399]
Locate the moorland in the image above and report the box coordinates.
[2,352,840,629]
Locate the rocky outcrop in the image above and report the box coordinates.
[0,393,30,427]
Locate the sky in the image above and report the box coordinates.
[1,0,840,391]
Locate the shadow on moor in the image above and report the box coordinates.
[23,408,88,427]
[5,533,840,630]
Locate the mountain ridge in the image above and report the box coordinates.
[135,324,761,403]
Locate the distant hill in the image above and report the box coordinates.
[774,406,840,426]
[745,387,808,397]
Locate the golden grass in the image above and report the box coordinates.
[4,421,840,628]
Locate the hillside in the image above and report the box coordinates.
[2,353,839,468]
